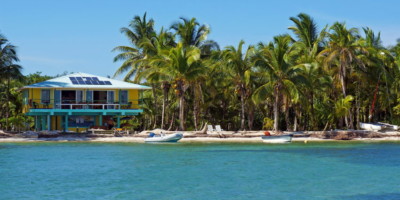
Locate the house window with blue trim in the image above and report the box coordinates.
[41,89,50,104]
[120,90,128,104]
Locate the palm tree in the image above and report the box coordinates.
[288,13,329,129]
[253,35,302,131]
[149,43,206,130]
[359,28,395,122]
[289,13,319,52]
[319,22,364,97]
[171,17,219,56]
[112,13,162,128]
[113,12,156,81]
[319,22,366,128]
[137,28,176,129]
[222,40,254,130]
[0,34,23,130]
[171,17,220,129]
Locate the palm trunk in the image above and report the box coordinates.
[273,86,280,131]
[167,109,175,131]
[293,111,298,132]
[193,87,199,131]
[161,94,166,129]
[151,82,158,129]
[179,95,185,131]
[356,94,360,129]
[285,99,291,131]
[193,101,198,131]
[310,92,315,130]
[247,107,254,131]
[161,82,170,129]
[6,78,10,131]
[240,88,245,130]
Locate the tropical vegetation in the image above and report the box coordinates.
[3,12,400,132]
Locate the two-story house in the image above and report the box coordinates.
[21,72,151,132]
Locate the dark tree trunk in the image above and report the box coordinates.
[247,106,254,131]
[161,82,170,129]
[240,88,246,130]
[6,78,10,131]
[273,86,280,131]
[151,82,158,129]
[179,95,185,131]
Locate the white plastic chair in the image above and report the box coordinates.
[207,125,215,132]
[215,125,224,132]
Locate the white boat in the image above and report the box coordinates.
[359,122,386,131]
[261,134,293,143]
[377,122,399,131]
[145,133,183,143]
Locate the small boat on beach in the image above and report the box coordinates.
[359,122,386,131]
[144,132,183,143]
[261,134,293,143]
[377,122,399,131]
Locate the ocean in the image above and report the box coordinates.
[1,141,399,199]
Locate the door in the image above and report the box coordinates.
[107,91,115,109]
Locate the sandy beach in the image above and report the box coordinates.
[1,130,400,143]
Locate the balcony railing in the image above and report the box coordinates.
[26,99,143,110]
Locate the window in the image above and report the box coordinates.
[76,90,83,103]
[120,90,128,104]
[41,89,50,104]
[86,90,93,103]
[23,90,29,105]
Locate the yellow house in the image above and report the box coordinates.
[21,72,151,132]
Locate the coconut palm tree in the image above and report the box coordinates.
[113,13,163,128]
[137,28,176,129]
[171,17,219,57]
[113,12,156,81]
[222,40,254,130]
[0,34,23,130]
[319,22,367,128]
[148,43,206,130]
[252,35,303,131]
[289,13,329,130]
[359,28,396,122]
[319,22,363,97]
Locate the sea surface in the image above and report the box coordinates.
[0,141,400,200]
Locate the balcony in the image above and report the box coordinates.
[25,99,144,116]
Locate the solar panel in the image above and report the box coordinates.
[69,76,112,85]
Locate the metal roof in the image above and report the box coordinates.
[21,72,152,90]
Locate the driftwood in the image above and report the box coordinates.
[194,123,208,134]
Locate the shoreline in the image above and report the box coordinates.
[1,135,400,143]
[1,130,400,143]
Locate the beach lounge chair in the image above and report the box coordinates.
[207,125,215,132]
[215,125,224,132]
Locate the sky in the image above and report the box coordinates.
[1,0,400,78]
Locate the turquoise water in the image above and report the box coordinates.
[1,142,400,200]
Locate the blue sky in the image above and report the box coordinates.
[1,0,400,78]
